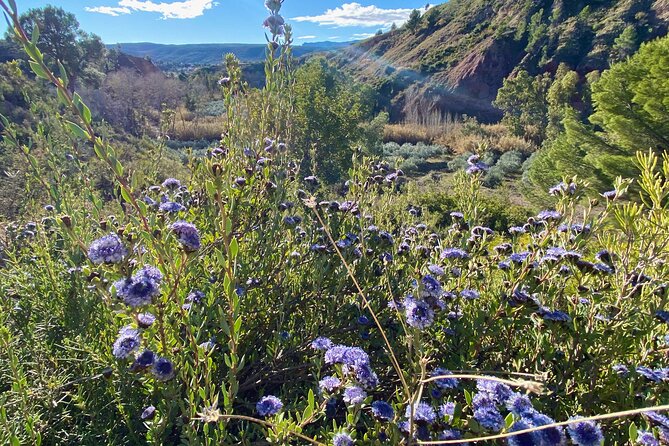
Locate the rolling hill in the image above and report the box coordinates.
[333,0,669,122]
[110,41,355,68]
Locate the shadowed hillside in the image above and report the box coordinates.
[334,0,669,122]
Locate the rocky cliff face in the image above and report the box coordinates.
[334,0,669,122]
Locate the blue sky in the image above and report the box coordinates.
[14,1,439,44]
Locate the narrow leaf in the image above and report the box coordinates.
[29,61,48,79]
[65,121,88,139]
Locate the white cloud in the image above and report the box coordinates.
[351,32,376,39]
[297,35,318,40]
[84,6,131,16]
[292,3,424,28]
[86,0,218,19]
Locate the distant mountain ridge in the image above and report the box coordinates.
[109,41,355,67]
[334,0,669,122]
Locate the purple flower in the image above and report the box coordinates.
[524,411,566,445]
[549,182,576,196]
[159,201,185,213]
[343,386,367,405]
[428,264,445,276]
[324,345,370,367]
[333,433,354,446]
[637,431,659,446]
[355,363,379,389]
[439,402,456,420]
[263,14,285,35]
[507,419,542,446]
[141,405,156,420]
[88,234,128,264]
[319,376,341,393]
[537,210,562,221]
[404,296,434,329]
[371,401,394,421]
[432,368,459,389]
[567,417,604,446]
[473,406,504,431]
[508,226,526,235]
[132,349,156,369]
[460,289,479,300]
[161,178,181,189]
[256,395,283,416]
[421,275,443,298]
[311,337,333,351]
[112,325,140,359]
[476,380,513,404]
[441,248,469,260]
[405,402,437,424]
[505,393,534,416]
[137,312,156,328]
[114,266,163,308]
[510,252,530,263]
[612,364,629,377]
[600,190,617,200]
[170,220,201,251]
[152,357,175,381]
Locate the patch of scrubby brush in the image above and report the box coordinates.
[1,0,669,445]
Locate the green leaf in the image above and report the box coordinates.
[65,121,88,139]
[629,422,638,443]
[31,24,39,45]
[505,412,515,429]
[230,237,239,259]
[120,187,133,204]
[29,61,48,80]
[58,61,69,86]
[82,103,92,125]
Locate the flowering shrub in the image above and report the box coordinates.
[0,1,668,445]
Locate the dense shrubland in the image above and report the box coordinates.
[1,1,669,445]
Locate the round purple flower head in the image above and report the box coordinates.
[333,433,354,446]
[319,376,341,393]
[505,393,533,416]
[141,405,156,420]
[151,357,175,381]
[88,234,128,264]
[432,368,459,389]
[567,417,604,446]
[428,264,445,276]
[170,220,201,251]
[507,419,542,446]
[311,336,333,351]
[343,386,367,405]
[112,325,140,359]
[421,275,443,298]
[161,178,181,190]
[460,289,480,300]
[133,349,156,369]
[114,266,163,308]
[537,210,562,221]
[404,296,434,329]
[441,248,469,260]
[637,431,659,446]
[256,395,283,417]
[439,402,456,420]
[473,405,504,431]
[159,201,185,213]
[524,412,566,446]
[324,345,370,367]
[137,312,156,328]
[405,402,437,424]
[371,401,394,421]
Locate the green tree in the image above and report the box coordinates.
[405,9,422,33]
[611,25,639,62]
[8,6,106,88]
[546,63,580,138]
[493,70,550,141]
[292,57,373,182]
[524,36,669,194]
